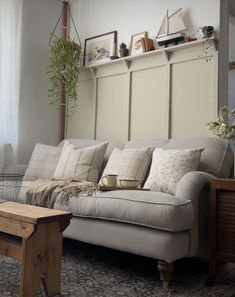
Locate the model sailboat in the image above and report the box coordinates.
[156,8,186,47]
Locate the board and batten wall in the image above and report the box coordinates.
[67,39,218,142]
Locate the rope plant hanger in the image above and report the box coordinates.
[48,0,82,141]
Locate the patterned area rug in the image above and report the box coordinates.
[0,238,235,297]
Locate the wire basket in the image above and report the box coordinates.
[0,174,24,201]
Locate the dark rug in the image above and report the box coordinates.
[0,238,235,297]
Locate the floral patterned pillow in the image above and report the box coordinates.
[144,148,204,195]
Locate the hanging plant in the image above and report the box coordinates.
[47,37,82,114]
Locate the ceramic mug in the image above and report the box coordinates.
[119,179,139,189]
[101,174,117,187]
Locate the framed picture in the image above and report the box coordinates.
[83,31,117,66]
[130,31,147,55]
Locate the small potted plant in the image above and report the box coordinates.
[119,42,129,57]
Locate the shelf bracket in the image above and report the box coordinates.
[122,59,131,69]
[88,67,97,76]
[163,51,170,62]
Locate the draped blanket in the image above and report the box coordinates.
[26,177,98,208]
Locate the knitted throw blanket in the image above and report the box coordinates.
[26,177,98,208]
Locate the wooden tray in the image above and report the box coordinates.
[98,185,150,191]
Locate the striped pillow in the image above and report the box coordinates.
[24,143,62,181]
[99,148,153,186]
[53,141,108,182]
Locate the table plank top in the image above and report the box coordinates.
[0,202,72,224]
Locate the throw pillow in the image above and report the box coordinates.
[53,141,108,182]
[99,148,153,186]
[24,143,62,181]
[144,148,204,195]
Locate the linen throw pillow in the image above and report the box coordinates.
[144,148,204,195]
[99,148,153,186]
[24,143,62,181]
[53,141,108,182]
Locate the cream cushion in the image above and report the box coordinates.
[18,182,194,232]
[144,148,204,194]
[99,148,152,186]
[54,190,194,232]
[24,143,62,181]
[53,141,108,182]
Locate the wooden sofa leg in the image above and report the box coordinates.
[157,260,174,294]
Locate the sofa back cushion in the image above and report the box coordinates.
[144,148,204,194]
[58,139,124,173]
[24,143,62,181]
[125,137,233,178]
[54,141,108,182]
[99,147,153,186]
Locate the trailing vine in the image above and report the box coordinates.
[47,37,82,114]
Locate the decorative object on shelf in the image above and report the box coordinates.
[48,0,82,141]
[109,55,119,60]
[156,8,186,47]
[130,31,147,55]
[83,31,117,66]
[119,42,129,57]
[185,36,197,42]
[140,37,155,52]
[202,26,214,38]
[207,105,235,139]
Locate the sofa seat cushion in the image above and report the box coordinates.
[54,190,194,232]
[17,181,35,203]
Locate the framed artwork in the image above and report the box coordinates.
[83,31,117,66]
[130,31,147,55]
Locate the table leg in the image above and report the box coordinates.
[20,222,62,297]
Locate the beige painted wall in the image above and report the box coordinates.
[67,39,217,142]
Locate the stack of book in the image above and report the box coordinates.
[140,37,155,52]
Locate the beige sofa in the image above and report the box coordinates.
[12,137,233,291]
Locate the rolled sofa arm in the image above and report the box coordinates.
[176,171,216,258]
[176,171,215,205]
[3,164,28,175]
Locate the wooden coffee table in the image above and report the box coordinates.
[0,201,72,297]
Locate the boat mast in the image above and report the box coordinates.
[166,9,169,35]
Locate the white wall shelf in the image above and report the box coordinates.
[83,38,216,71]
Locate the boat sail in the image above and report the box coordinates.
[156,8,186,47]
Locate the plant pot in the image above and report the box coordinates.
[202,26,214,38]
[119,48,129,58]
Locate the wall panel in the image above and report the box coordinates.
[170,58,215,138]
[96,74,129,141]
[130,66,168,139]
[67,79,94,139]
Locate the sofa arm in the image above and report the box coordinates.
[176,171,215,205]
[3,164,28,175]
[176,171,215,258]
